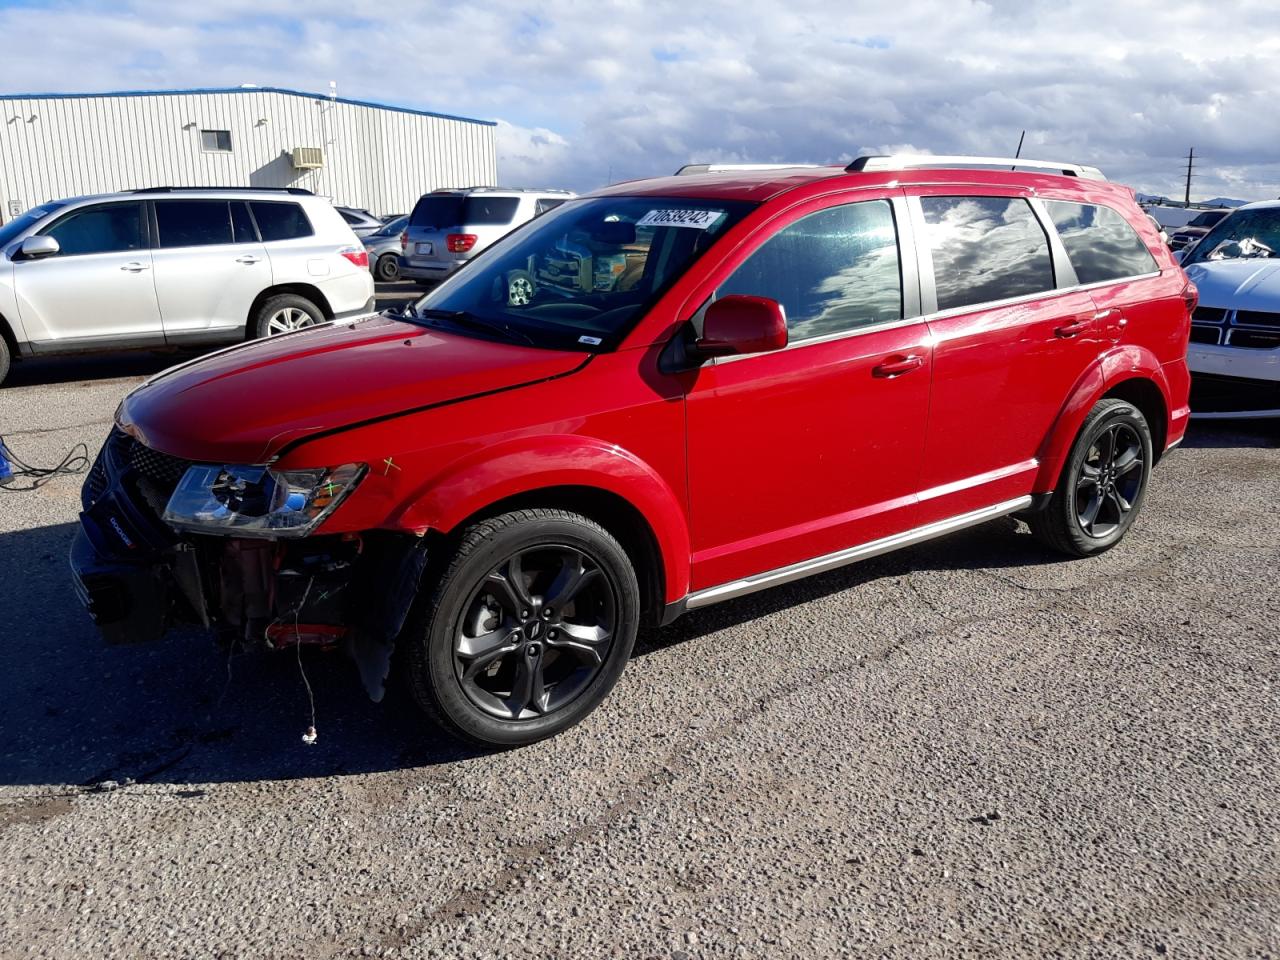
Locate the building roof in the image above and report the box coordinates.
[0,85,496,127]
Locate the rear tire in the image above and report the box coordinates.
[375,254,400,282]
[408,509,639,748]
[1027,398,1153,557]
[252,294,324,339]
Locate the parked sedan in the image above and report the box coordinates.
[335,206,386,238]
[1182,201,1280,418]
[362,215,409,281]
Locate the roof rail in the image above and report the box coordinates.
[427,186,575,195]
[674,163,824,176]
[129,186,315,195]
[846,155,1106,181]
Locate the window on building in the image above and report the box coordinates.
[920,196,1055,312]
[716,200,903,342]
[250,201,314,241]
[155,200,234,248]
[200,129,232,153]
[1044,201,1158,284]
[43,202,145,256]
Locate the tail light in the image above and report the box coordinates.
[446,233,478,253]
[400,230,408,252]
[1181,279,1199,317]
[339,246,369,269]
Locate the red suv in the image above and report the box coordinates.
[71,155,1193,746]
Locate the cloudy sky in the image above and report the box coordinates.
[1,0,1277,201]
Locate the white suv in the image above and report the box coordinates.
[0,187,376,385]
[399,187,574,285]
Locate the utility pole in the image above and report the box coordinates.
[1184,147,1195,206]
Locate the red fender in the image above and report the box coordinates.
[1033,346,1173,492]
[393,435,691,602]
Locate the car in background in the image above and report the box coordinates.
[335,206,386,238]
[362,215,409,282]
[380,213,405,223]
[0,187,375,386]
[1181,201,1280,418]
[1169,208,1231,252]
[399,187,575,286]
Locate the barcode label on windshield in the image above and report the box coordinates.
[636,209,723,229]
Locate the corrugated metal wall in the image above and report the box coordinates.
[0,89,498,219]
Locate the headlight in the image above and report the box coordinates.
[162,463,365,539]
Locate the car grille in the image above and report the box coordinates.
[83,427,194,510]
[1190,373,1280,413]
[124,436,193,493]
[1189,307,1280,350]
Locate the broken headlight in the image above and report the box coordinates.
[162,463,366,539]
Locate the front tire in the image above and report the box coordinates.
[253,294,324,339]
[0,336,10,386]
[375,254,400,282]
[1028,398,1154,557]
[409,509,640,747]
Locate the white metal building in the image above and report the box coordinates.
[0,86,498,220]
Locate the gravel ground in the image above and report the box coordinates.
[0,318,1277,958]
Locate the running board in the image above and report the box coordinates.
[684,496,1033,610]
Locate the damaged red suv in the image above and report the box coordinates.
[72,156,1193,746]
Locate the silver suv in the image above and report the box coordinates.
[399,187,574,285]
[0,187,376,385]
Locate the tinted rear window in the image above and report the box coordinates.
[921,196,1055,311]
[156,200,233,248]
[410,195,521,228]
[1044,201,1157,285]
[250,201,313,241]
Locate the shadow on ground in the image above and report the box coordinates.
[0,420,1270,788]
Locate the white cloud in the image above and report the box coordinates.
[1,0,1278,201]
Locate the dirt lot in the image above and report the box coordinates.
[1,309,1277,958]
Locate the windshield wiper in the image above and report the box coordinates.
[413,308,536,346]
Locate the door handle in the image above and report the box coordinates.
[1054,319,1090,338]
[120,262,150,272]
[235,255,262,265]
[872,354,924,378]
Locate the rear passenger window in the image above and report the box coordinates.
[717,200,902,342]
[1044,201,1158,285]
[155,200,233,248]
[921,197,1054,311]
[251,202,313,241]
[535,198,566,216]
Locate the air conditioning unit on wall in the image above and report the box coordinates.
[292,147,324,170]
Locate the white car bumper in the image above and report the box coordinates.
[1188,341,1280,418]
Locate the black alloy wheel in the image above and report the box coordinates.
[454,545,617,720]
[1027,397,1154,557]
[409,508,639,747]
[1074,421,1144,539]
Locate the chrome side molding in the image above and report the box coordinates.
[685,496,1033,610]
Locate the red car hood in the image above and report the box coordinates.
[118,314,587,463]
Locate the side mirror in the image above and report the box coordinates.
[18,235,59,260]
[697,295,788,357]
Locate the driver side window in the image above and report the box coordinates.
[43,202,145,257]
[717,200,903,342]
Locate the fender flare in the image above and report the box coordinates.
[1033,346,1172,492]
[393,435,692,602]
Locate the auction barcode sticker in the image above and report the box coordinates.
[635,209,724,229]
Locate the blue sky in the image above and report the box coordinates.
[1,0,1277,200]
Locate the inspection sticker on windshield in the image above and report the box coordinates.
[578,335,603,345]
[636,209,723,229]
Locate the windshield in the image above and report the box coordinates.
[371,215,407,237]
[0,202,67,249]
[413,196,754,349]
[1183,208,1280,265]
[1188,210,1227,228]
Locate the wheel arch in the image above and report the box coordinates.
[0,310,20,360]
[245,283,334,336]
[1034,348,1172,491]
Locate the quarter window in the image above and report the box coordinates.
[200,129,232,153]
[1044,201,1159,284]
[43,203,145,256]
[155,200,234,248]
[250,201,313,241]
[716,200,903,342]
[921,196,1054,312]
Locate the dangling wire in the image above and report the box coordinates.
[294,577,319,745]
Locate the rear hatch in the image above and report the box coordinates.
[403,194,522,268]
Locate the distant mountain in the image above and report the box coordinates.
[1136,193,1249,208]
[1201,197,1248,208]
